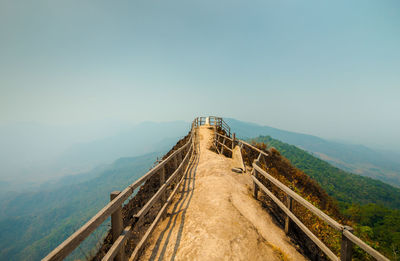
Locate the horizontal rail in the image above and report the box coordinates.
[239,140,269,158]
[215,132,233,141]
[104,144,193,261]
[343,230,389,261]
[44,132,193,261]
[253,163,343,231]
[217,140,233,152]
[212,118,388,261]
[252,176,339,260]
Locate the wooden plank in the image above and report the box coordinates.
[343,230,389,261]
[252,176,339,261]
[221,138,226,154]
[253,164,343,231]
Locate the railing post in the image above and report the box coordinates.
[173,153,178,170]
[160,166,166,203]
[110,191,124,261]
[341,226,354,261]
[215,133,219,153]
[285,195,293,234]
[252,164,259,199]
[221,138,226,154]
[178,151,183,175]
[232,133,236,150]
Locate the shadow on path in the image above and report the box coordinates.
[147,140,200,261]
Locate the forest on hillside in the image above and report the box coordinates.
[250,136,400,260]
[0,153,159,261]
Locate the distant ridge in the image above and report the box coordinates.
[225,118,400,187]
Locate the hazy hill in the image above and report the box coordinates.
[0,152,159,261]
[0,121,189,190]
[51,121,189,178]
[226,118,400,187]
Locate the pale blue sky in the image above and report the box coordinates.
[1,0,399,150]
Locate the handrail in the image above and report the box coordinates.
[253,164,343,231]
[343,230,389,261]
[44,116,390,261]
[239,140,269,158]
[212,124,389,261]
[252,162,389,260]
[215,132,233,141]
[44,121,197,261]
[252,176,339,261]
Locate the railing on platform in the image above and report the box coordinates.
[213,130,389,261]
[193,116,231,137]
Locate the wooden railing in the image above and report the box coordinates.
[44,120,198,261]
[44,116,389,261]
[213,131,389,261]
[194,116,231,137]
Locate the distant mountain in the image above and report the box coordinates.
[226,118,400,187]
[0,152,159,261]
[0,120,190,187]
[51,121,190,177]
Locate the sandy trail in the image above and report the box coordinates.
[139,126,307,261]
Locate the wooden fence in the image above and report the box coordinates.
[194,116,231,137]
[213,130,389,261]
[44,116,389,261]
[44,119,199,261]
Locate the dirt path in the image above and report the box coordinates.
[139,126,307,261]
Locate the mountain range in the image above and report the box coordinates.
[226,118,400,187]
[0,118,399,260]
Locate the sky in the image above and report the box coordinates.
[1,0,400,151]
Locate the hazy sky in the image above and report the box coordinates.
[1,0,399,151]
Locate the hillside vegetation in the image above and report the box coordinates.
[225,118,400,187]
[250,136,400,259]
[0,153,159,261]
